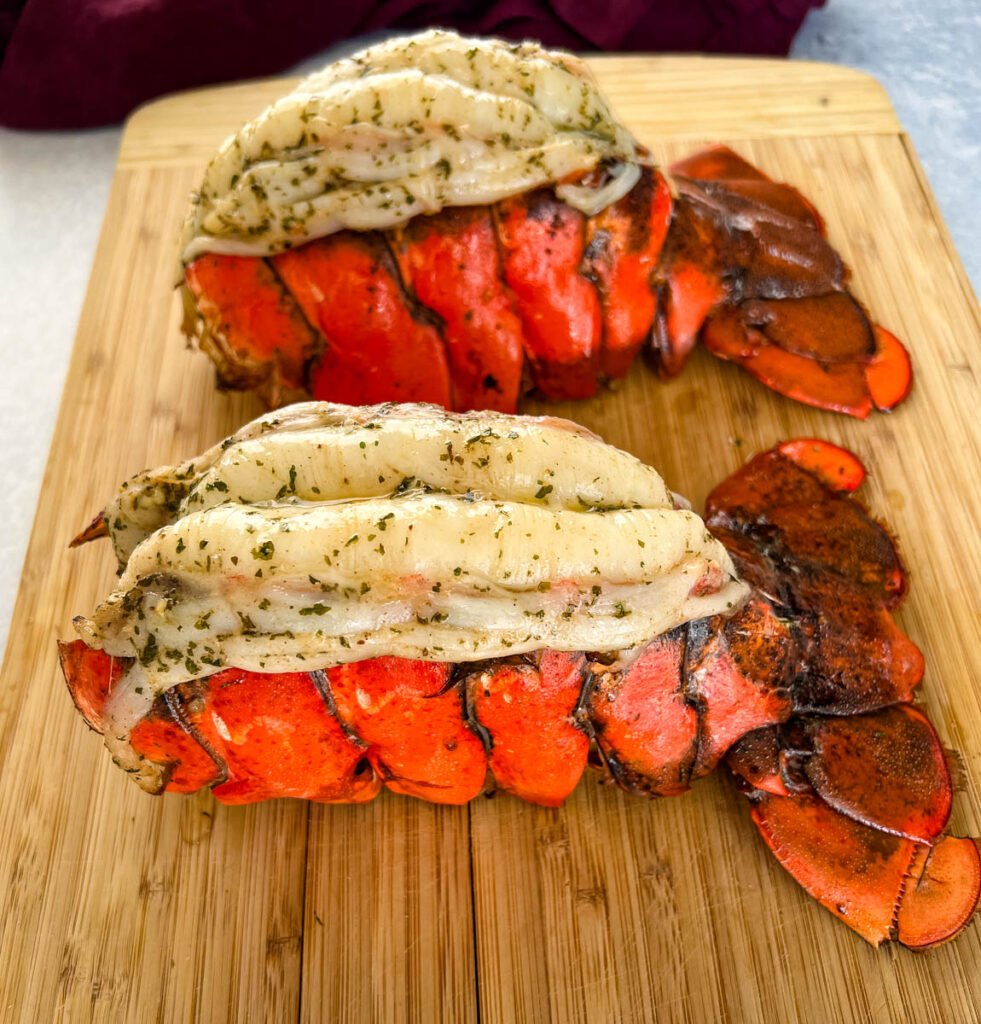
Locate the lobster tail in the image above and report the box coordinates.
[183,142,913,418]
[59,423,977,947]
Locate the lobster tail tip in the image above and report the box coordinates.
[897,837,981,950]
[776,438,867,492]
[867,325,914,412]
[748,791,980,949]
[750,792,912,947]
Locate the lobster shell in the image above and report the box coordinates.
[61,434,978,948]
[183,130,913,418]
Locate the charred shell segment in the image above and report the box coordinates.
[179,30,646,265]
[685,597,795,778]
[496,189,602,400]
[735,293,876,364]
[583,167,673,380]
[274,232,453,408]
[789,582,924,715]
[326,658,486,804]
[99,402,674,565]
[727,705,953,847]
[587,629,697,797]
[705,448,921,715]
[77,495,744,688]
[669,146,825,232]
[648,187,729,378]
[390,206,525,413]
[802,706,952,844]
[705,447,907,606]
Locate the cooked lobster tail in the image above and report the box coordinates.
[60,435,977,946]
[183,147,912,417]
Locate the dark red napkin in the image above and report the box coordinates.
[0,0,825,130]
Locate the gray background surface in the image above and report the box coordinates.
[0,0,978,660]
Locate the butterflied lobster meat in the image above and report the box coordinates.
[63,405,977,948]
[180,30,912,418]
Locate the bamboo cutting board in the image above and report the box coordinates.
[1,56,979,1023]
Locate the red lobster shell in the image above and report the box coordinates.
[62,424,978,949]
[180,34,913,419]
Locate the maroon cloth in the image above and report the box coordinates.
[0,0,825,130]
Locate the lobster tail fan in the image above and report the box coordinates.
[897,838,981,949]
[713,440,979,947]
[661,145,913,417]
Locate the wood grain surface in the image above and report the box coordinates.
[0,56,978,1023]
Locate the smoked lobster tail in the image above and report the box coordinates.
[711,438,980,948]
[182,132,913,417]
[60,429,976,946]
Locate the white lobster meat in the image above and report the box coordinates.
[179,29,645,264]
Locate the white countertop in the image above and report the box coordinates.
[0,0,978,661]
